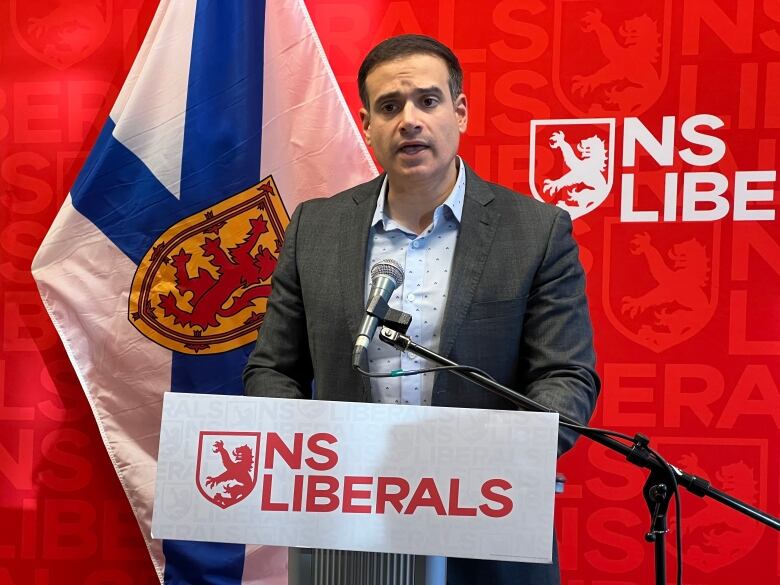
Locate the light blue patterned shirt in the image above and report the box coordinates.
[365,159,466,405]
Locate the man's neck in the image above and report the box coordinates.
[385,160,458,234]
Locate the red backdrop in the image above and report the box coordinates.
[1,0,778,583]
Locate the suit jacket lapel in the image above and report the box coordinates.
[437,166,499,361]
[340,175,383,394]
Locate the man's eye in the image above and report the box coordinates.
[380,103,398,113]
[422,97,439,107]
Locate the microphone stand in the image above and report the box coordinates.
[375,325,780,585]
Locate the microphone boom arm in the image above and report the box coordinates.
[377,325,780,531]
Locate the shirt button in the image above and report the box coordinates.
[407,293,416,302]
[411,241,420,249]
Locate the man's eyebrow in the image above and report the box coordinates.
[372,86,446,105]
[373,90,402,105]
[414,86,445,97]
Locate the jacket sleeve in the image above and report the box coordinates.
[243,203,313,399]
[520,209,600,457]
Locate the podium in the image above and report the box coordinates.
[289,550,434,585]
[152,393,559,579]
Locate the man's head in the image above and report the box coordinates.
[357,34,463,110]
[357,35,467,193]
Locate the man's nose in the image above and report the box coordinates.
[400,102,422,132]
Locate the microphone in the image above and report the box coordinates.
[352,259,404,368]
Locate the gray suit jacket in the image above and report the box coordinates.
[244,165,599,584]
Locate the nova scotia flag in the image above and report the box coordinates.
[31,0,376,582]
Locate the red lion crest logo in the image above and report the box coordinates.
[196,432,260,509]
[552,0,671,117]
[571,9,662,115]
[11,0,112,70]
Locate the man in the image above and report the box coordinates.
[244,34,600,584]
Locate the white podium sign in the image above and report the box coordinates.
[152,393,559,563]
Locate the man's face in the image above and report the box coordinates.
[359,53,467,188]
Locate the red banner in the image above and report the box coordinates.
[1,0,778,583]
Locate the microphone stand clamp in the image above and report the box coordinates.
[365,296,412,335]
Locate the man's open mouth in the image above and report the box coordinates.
[398,144,428,154]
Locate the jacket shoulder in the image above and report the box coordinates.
[469,173,567,232]
[464,164,563,220]
[491,182,561,216]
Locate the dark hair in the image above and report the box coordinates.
[357,34,463,109]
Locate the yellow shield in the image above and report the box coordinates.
[129,176,289,354]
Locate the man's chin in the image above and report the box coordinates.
[391,164,435,182]
[395,152,439,171]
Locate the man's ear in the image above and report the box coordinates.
[359,107,371,146]
[454,93,468,134]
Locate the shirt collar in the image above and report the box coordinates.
[371,156,466,230]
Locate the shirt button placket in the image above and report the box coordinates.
[402,236,423,404]
[407,236,424,404]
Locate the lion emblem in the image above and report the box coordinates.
[571,9,662,114]
[542,130,609,209]
[670,454,764,572]
[621,233,711,349]
[204,440,255,508]
[12,0,111,70]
